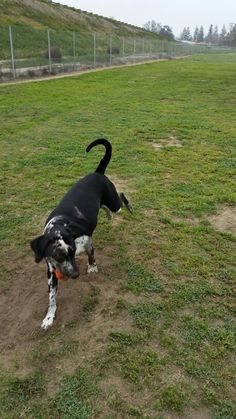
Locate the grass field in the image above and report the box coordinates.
[0,53,236,418]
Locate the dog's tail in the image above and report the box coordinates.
[86,138,112,174]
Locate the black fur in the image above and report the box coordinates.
[86,138,112,174]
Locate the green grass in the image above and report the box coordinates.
[158,384,187,411]
[0,53,236,418]
[123,258,164,294]
[0,371,46,417]
[53,368,100,418]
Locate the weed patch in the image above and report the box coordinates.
[123,258,164,294]
[158,384,187,412]
[0,371,46,417]
[53,368,100,418]
[129,302,162,330]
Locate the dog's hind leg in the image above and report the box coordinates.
[85,238,98,274]
[119,192,133,213]
[41,261,58,330]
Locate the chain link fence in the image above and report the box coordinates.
[0,25,209,82]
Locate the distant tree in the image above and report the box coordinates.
[143,21,151,31]
[144,21,174,39]
[193,26,199,42]
[187,27,192,40]
[151,20,161,33]
[180,27,187,40]
[197,25,204,42]
[219,25,227,45]
[180,22,236,46]
[159,25,174,40]
[226,23,236,46]
[143,20,161,33]
[231,24,236,46]
[180,26,192,41]
[205,24,214,43]
[212,25,219,44]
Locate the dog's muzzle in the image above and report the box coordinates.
[59,260,80,279]
[70,270,80,279]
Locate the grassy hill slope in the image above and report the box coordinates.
[0,0,161,37]
[0,0,167,63]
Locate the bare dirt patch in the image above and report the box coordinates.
[100,375,158,418]
[0,245,134,378]
[162,206,236,236]
[207,206,236,235]
[184,408,212,419]
[0,174,136,377]
[172,216,199,226]
[151,136,183,150]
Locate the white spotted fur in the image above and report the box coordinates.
[75,235,90,255]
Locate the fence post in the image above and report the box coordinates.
[109,35,112,65]
[93,33,96,67]
[142,38,145,56]
[9,26,16,79]
[73,31,76,69]
[133,38,136,57]
[47,29,52,72]
[157,40,161,58]
[173,42,176,57]
[165,41,169,56]
[149,40,152,57]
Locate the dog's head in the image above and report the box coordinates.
[30,229,80,278]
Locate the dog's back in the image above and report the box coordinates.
[46,139,121,235]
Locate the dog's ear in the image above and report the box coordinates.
[30,235,50,263]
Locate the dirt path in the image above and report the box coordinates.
[0,56,189,87]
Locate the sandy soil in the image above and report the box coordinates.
[208,206,236,235]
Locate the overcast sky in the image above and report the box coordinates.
[56,0,235,37]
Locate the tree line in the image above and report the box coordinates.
[180,24,236,46]
[143,20,236,47]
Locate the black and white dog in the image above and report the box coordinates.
[31,139,132,330]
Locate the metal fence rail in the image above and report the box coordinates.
[0,25,212,82]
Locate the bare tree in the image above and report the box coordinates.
[143,20,161,33]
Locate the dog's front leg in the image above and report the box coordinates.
[41,261,58,330]
[85,238,98,274]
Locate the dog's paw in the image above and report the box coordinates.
[120,192,133,213]
[87,263,98,274]
[41,314,55,330]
